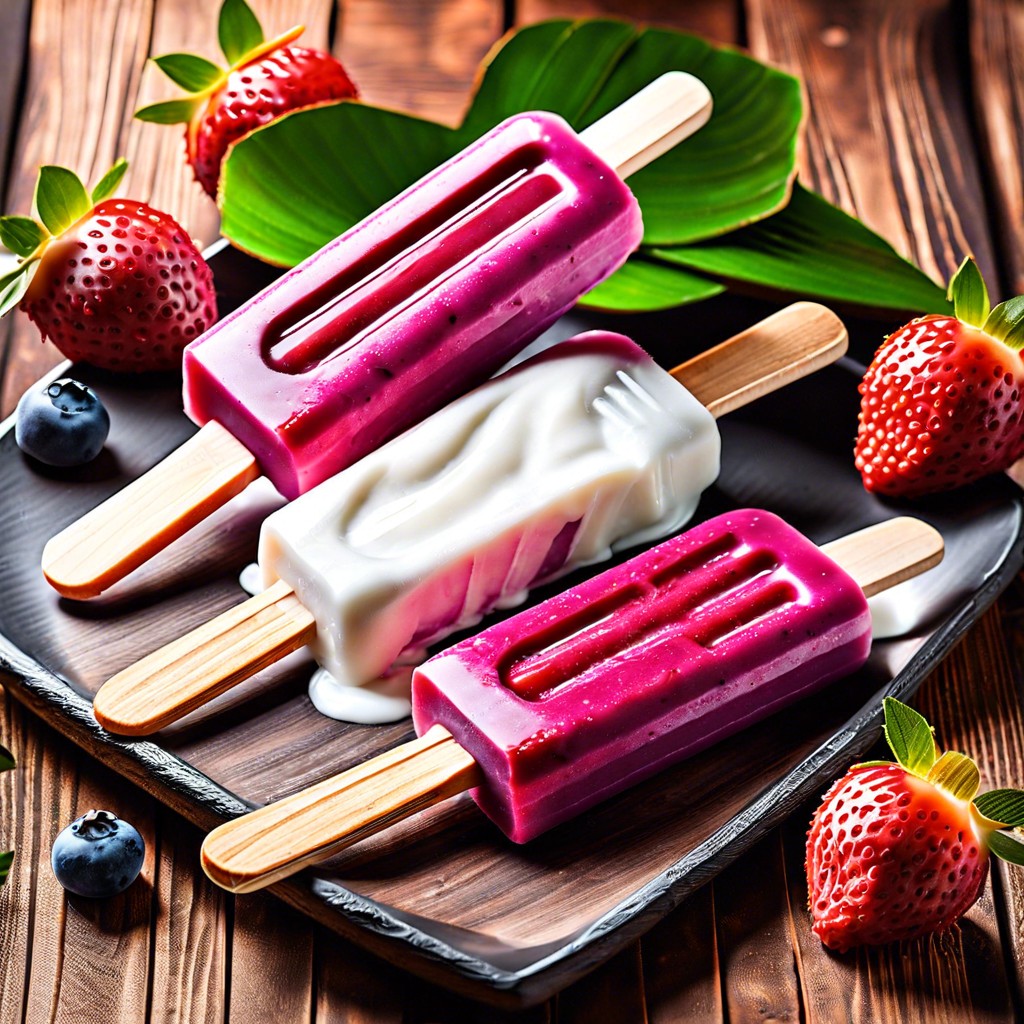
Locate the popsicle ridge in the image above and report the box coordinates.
[43,72,713,600]
[198,512,944,893]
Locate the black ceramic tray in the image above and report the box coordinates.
[0,243,1022,1008]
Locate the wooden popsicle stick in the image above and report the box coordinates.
[675,302,848,417]
[42,421,259,600]
[579,71,713,179]
[42,75,711,604]
[198,517,944,895]
[201,725,479,893]
[89,303,849,738]
[92,579,315,736]
[821,516,944,598]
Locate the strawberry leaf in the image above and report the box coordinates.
[90,158,128,204]
[983,295,1024,351]
[581,256,724,311]
[0,744,13,772]
[34,166,90,236]
[947,256,989,327]
[0,850,11,886]
[0,216,45,257]
[882,697,936,776]
[153,53,223,93]
[135,98,202,125]
[0,259,36,317]
[925,750,980,802]
[988,829,1024,866]
[219,0,264,66]
[974,788,1024,828]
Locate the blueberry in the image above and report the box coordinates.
[15,378,110,467]
[51,809,145,898]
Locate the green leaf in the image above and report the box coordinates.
[654,185,952,314]
[983,295,1024,351]
[0,744,13,772]
[580,256,724,311]
[135,98,201,125]
[219,0,264,65]
[90,158,128,204]
[0,260,36,317]
[34,166,91,236]
[221,103,455,267]
[947,256,989,327]
[988,829,1024,867]
[457,20,802,245]
[0,850,11,886]
[974,789,1024,828]
[881,697,936,776]
[153,53,223,93]
[925,750,979,802]
[0,216,45,257]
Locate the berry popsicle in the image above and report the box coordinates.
[198,510,944,893]
[42,72,713,600]
[92,302,849,737]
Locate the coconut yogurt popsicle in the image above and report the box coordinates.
[198,510,944,893]
[91,302,849,737]
[42,72,713,600]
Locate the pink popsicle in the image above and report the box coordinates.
[43,72,713,600]
[184,111,643,499]
[411,508,872,842]
[199,511,944,893]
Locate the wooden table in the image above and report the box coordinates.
[3,1,1024,1020]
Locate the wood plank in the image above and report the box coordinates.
[970,0,1024,295]
[0,691,158,1023]
[715,833,801,1022]
[314,925,406,1024]
[555,944,647,1024]
[336,0,505,125]
[643,885,723,1023]
[148,806,228,1024]
[517,0,739,43]
[228,894,314,1022]
[995,576,1024,1007]
[0,0,30,199]
[746,0,996,293]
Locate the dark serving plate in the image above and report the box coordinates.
[0,242,1021,1008]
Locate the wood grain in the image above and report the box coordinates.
[336,0,505,125]
[517,0,739,44]
[970,0,1024,296]
[746,0,995,292]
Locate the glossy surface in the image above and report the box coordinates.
[260,330,719,689]
[183,112,642,499]
[413,509,871,842]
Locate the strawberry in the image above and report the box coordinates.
[0,161,217,373]
[854,257,1024,497]
[136,0,358,198]
[806,697,1024,952]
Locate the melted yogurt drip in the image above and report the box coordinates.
[308,666,413,724]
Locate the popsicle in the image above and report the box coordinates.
[92,302,849,737]
[198,510,945,893]
[42,71,714,601]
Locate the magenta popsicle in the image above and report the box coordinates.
[43,72,713,599]
[184,112,643,498]
[412,508,871,842]
[199,511,944,893]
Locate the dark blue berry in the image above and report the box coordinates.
[51,809,145,898]
[15,378,110,467]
